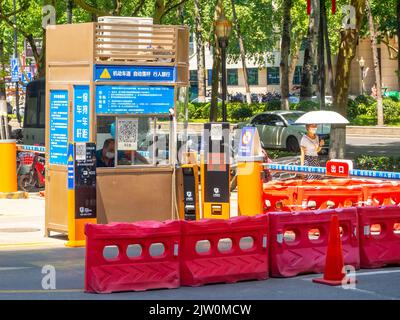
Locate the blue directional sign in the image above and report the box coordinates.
[73,86,90,142]
[22,72,32,84]
[95,85,174,114]
[11,58,19,82]
[67,143,74,190]
[49,90,69,165]
[94,65,176,82]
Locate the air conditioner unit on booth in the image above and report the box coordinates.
[97,16,154,57]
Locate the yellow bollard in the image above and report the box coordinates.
[0,140,17,193]
[237,157,264,216]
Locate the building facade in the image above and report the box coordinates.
[189,36,399,100]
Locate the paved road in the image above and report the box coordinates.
[0,246,399,300]
[346,136,400,159]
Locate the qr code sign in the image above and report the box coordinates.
[75,143,86,161]
[117,118,138,150]
[210,124,222,141]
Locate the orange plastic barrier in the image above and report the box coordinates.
[264,179,397,212]
[362,182,400,206]
[266,178,382,188]
[263,185,297,212]
[296,185,364,210]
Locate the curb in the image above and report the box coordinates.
[0,191,29,199]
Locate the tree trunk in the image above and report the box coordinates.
[0,40,5,97]
[202,43,207,96]
[210,0,223,122]
[280,0,292,110]
[329,0,366,160]
[230,0,251,104]
[397,0,400,90]
[322,0,335,97]
[67,0,73,23]
[194,0,206,102]
[154,0,165,24]
[288,45,300,92]
[300,0,319,101]
[37,31,46,78]
[318,0,325,110]
[366,0,384,126]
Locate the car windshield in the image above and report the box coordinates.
[282,112,304,125]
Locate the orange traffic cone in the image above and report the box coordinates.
[313,214,356,286]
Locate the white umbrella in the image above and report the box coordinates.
[295,110,349,124]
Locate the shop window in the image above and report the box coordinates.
[267,67,280,85]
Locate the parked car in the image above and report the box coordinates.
[190,97,222,103]
[236,110,330,153]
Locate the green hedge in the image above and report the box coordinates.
[187,94,400,125]
[347,95,400,125]
[354,154,400,172]
[188,99,321,122]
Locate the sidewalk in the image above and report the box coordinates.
[0,191,239,250]
[0,194,66,250]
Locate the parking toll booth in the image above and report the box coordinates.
[45,18,189,241]
[177,152,200,221]
[201,122,231,219]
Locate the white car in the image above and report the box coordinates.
[237,110,330,152]
[190,97,222,103]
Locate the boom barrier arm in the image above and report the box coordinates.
[264,163,400,181]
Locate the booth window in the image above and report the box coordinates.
[96,116,170,168]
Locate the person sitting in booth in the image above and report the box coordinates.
[96,138,116,167]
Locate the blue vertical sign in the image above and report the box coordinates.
[11,58,19,82]
[238,127,256,157]
[67,143,74,190]
[73,86,90,142]
[49,90,69,165]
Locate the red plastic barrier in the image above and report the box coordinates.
[269,208,360,277]
[85,220,181,293]
[180,215,268,286]
[263,185,297,212]
[362,182,400,206]
[358,206,400,268]
[296,185,364,210]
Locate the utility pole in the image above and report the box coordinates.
[13,0,21,125]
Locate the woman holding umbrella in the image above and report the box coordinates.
[295,110,350,180]
[300,124,325,180]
